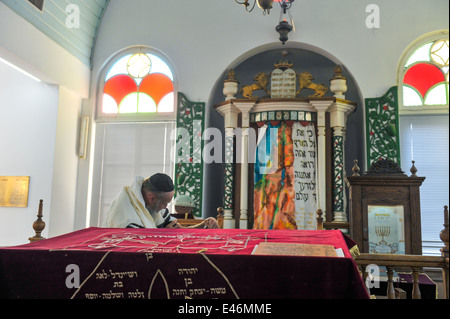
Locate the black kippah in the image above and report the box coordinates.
[149,173,174,192]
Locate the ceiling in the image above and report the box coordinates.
[0,0,110,67]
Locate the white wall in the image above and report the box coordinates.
[48,87,82,238]
[0,62,58,246]
[92,0,449,101]
[0,2,89,244]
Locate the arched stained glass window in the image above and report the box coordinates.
[100,51,175,117]
[93,47,178,227]
[402,39,449,107]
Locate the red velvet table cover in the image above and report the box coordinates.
[0,227,369,299]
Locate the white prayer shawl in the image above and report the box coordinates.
[104,176,166,228]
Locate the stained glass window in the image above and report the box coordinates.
[402,39,449,107]
[398,34,449,256]
[101,52,175,115]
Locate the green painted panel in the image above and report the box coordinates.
[174,92,205,218]
[365,86,401,168]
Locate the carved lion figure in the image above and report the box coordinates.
[240,72,270,98]
[296,72,328,98]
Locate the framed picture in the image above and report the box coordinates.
[367,205,405,254]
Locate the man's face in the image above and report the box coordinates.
[144,190,174,212]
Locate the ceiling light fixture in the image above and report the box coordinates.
[276,0,295,44]
[235,0,295,15]
[235,0,274,15]
[235,0,295,44]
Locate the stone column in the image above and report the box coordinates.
[233,101,255,229]
[310,100,333,215]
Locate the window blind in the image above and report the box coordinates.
[98,122,176,226]
[399,114,449,255]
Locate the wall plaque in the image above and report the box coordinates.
[0,176,30,207]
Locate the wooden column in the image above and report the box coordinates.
[215,103,240,229]
[440,205,449,299]
[29,199,46,243]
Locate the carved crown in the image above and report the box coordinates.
[273,59,294,70]
[365,158,406,176]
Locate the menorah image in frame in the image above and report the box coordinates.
[368,205,405,254]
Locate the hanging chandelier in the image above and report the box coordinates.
[235,0,294,15]
[235,0,295,44]
[234,0,273,14]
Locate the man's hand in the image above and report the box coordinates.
[202,217,219,229]
[166,220,182,228]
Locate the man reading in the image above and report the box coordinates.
[104,173,218,229]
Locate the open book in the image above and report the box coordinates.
[252,242,343,257]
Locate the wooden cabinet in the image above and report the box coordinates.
[346,159,425,255]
